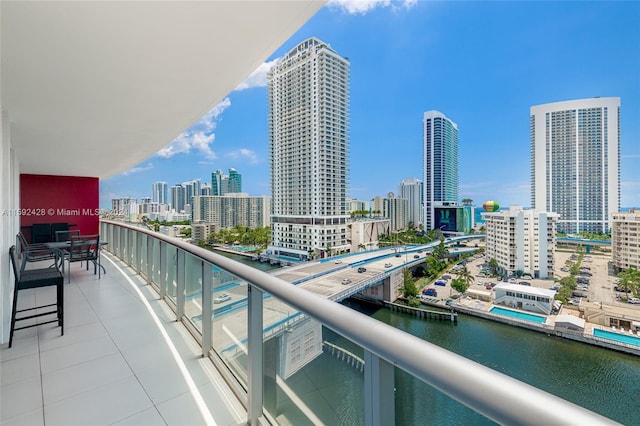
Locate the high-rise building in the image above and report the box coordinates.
[228,168,242,193]
[170,183,185,213]
[398,178,423,228]
[267,37,350,260]
[192,194,271,230]
[201,184,212,196]
[423,110,459,231]
[152,181,168,204]
[483,206,559,279]
[383,192,409,232]
[182,179,201,213]
[211,169,227,196]
[530,97,620,234]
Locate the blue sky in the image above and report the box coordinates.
[100,0,640,210]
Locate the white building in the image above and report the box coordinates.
[348,218,390,252]
[152,181,168,204]
[483,206,559,279]
[398,178,423,228]
[530,97,620,234]
[423,111,458,231]
[192,194,270,232]
[611,209,640,272]
[383,193,409,232]
[493,283,556,315]
[267,37,350,260]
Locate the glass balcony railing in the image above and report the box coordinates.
[100,220,615,425]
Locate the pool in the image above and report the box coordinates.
[489,306,547,324]
[230,245,259,252]
[593,328,640,347]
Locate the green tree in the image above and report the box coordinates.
[357,243,366,252]
[618,268,640,296]
[401,268,419,298]
[559,275,577,290]
[488,258,499,276]
[432,241,449,262]
[450,277,469,294]
[456,265,474,288]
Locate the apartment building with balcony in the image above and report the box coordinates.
[611,209,640,272]
[267,37,350,260]
[192,194,270,234]
[530,97,620,234]
[398,178,423,228]
[483,206,559,278]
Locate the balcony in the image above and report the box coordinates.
[1,221,614,425]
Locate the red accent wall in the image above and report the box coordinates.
[20,174,99,238]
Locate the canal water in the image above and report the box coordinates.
[216,251,640,424]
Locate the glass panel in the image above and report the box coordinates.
[165,245,177,303]
[140,234,148,279]
[184,253,203,335]
[211,267,249,386]
[262,297,365,425]
[120,227,126,260]
[150,237,160,290]
[130,231,137,268]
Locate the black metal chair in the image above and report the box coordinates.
[62,234,102,282]
[9,245,64,348]
[31,223,52,244]
[16,232,56,272]
[50,223,70,242]
[55,229,80,242]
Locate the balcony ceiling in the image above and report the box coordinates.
[1,1,324,178]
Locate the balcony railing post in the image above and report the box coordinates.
[247,284,264,425]
[202,261,212,357]
[364,350,395,426]
[176,249,185,320]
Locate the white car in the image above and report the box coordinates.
[341,278,352,285]
[214,293,231,304]
[629,297,640,304]
[384,263,392,268]
[334,259,342,264]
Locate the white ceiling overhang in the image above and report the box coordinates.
[1,1,325,178]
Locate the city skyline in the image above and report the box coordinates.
[100,1,640,210]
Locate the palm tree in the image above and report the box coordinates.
[461,198,473,206]
[457,265,474,288]
[357,243,366,252]
[618,268,640,297]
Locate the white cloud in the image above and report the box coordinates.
[227,148,260,165]
[327,0,416,15]
[235,59,280,91]
[122,162,154,176]
[157,97,231,159]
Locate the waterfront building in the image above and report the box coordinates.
[111,197,136,215]
[483,206,559,278]
[398,178,423,228]
[192,194,271,232]
[423,110,459,231]
[530,97,620,234]
[152,181,168,204]
[493,283,556,315]
[170,183,185,213]
[268,37,350,260]
[611,209,640,272]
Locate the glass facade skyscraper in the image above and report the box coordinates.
[530,97,620,234]
[152,181,168,204]
[268,37,350,260]
[423,110,459,230]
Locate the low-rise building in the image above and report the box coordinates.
[493,283,556,315]
[347,218,390,252]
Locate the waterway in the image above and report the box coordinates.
[215,251,640,424]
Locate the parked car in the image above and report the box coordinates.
[341,278,352,285]
[442,275,451,280]
[485,284,493,290]
[445,299,453,306]
[518,281,530,286]
[629,297,640,304]
[434,280,446,286]
[357,267,366,273]
[422,288,437,296]
[214,293,231,304]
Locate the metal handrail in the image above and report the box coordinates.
[101,220,617,425]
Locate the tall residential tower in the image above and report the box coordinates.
[423,111,459,230]
[268,37,350,260]
[530,97,620,234]
[398,178,423,228]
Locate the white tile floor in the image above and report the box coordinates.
[1,253,246,426]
